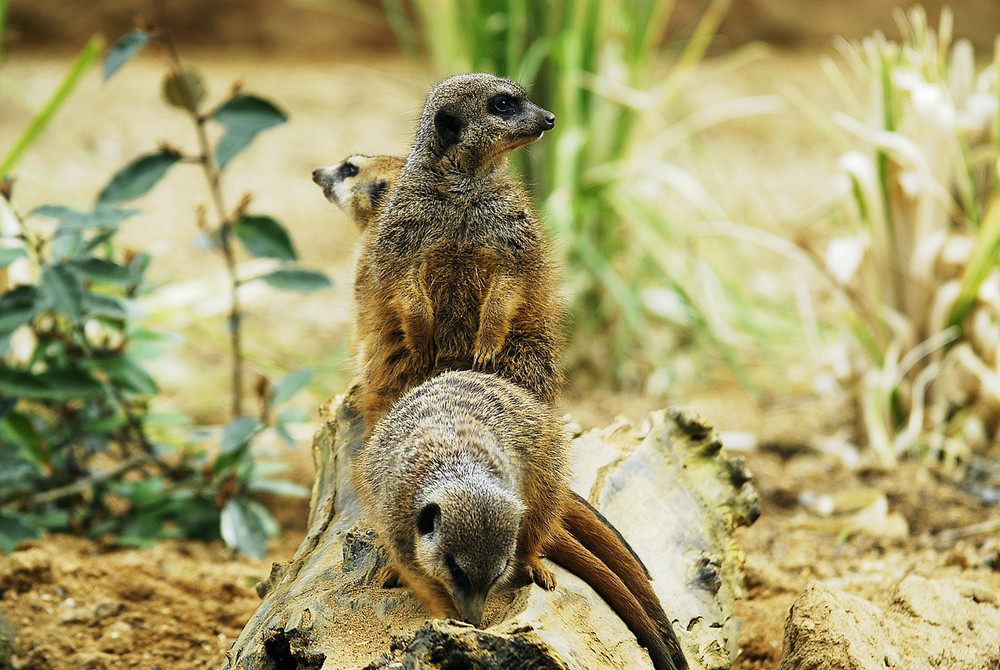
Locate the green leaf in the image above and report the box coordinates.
[211,95,287,169]
[274,418,295,447]
[0,247,26,268]
[214,128,259,170]
[258,268,332,293]
[233,215,298,261]
[220,416,262,454]
[0,285,38,337]
[40,264,85,321]
[162,69,206,112]
[274,407,308,447]
[102,29,150,81]
[51,230,82,262]
[32,204,87,226]
[247,478,310,498]
[212,94,287,132]
[96,150,181,207]
[32,204,140,231]
[0,510,42,554]
[269,368,314,408]
[85,354,158,395]
[0,366,102,401]
[220,497,270,559]
[0,411,43,458]
[36,368,104,399]
[83,294,128,322]
[70,258,132,285]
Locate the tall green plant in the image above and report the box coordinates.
[381,0,764,389]
[0,15,318,556]
[0,191,310,557]
[101,13,331,419]
[811,6,1000,464]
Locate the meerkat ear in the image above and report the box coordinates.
[434,110,464,147]
[416,502,440,536]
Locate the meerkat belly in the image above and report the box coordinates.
[421,242,503,363]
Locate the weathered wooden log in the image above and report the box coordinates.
[220,393,759,670]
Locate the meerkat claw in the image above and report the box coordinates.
[377,565,402,589]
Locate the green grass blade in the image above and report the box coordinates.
[1,35,104,176]
[949,194,1000,327]
[0,0,8,71]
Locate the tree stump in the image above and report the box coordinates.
[220,393,759,670]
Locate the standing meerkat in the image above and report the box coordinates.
[311,155,405,231]
[354,73,565,429]
[357,371,688,670]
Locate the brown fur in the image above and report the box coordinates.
[356,371,686,670]
[353,74,565,430]
[311,154,405,231]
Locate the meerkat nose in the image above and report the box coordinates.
[542,113,555,130]
[311,168,323,184]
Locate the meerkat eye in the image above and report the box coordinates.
[416,502,440,536]
[488,94,518,117]
[446,555,472,591]
[339,162,359,179]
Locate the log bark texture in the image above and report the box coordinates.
[220,394,759,670]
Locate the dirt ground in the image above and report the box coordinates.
[2,37,1000,670]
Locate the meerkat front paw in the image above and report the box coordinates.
[377,565,402,589]
[471,340,500,371]
[526,557,557,591]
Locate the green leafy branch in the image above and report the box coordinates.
[101,10,331,420]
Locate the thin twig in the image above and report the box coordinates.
[153,0,244,418]
[1,453,150,506]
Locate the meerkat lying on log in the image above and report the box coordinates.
[356,371,687,670]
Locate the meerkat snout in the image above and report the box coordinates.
[411,478,523,628]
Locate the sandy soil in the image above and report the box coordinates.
[2,44,999,669]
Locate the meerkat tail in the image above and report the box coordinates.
[561,493,688,670]
[565,491,652,580]
[544,527,685,670]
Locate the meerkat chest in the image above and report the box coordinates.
[421,242,503,305]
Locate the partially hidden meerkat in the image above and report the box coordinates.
[357,371,687,670]
[354,73,565,429]
[311,154,405,231]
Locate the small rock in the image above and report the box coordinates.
[98,621,134,654]
[776,582,904,670]
[777,577,1000,670]
[889,575,1000,668]
[57,607,93,625]
[0,549,53,594]
[94,599,125,619]
[73,651,112,670]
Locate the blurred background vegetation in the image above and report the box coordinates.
[1,0,999,554]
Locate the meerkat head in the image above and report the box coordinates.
[311,155,405,229]
[414,73,555,173]
[413,476,524,627]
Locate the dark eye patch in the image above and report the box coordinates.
[488,94,519,117]
[416,502,439,536]
[446,554,472,592]
[339,162,359,179]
